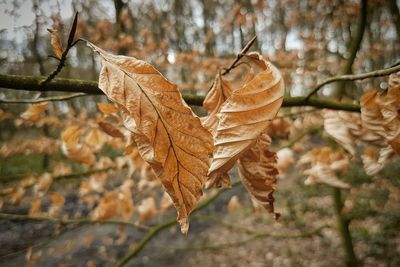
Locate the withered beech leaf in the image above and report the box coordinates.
[237,132,279,217]
[20,102,48,123]
[323,110,357,155]
[202,73,233,136]
[207,62,284,188]
[61,126,96,166]
[97,120,124,138]
[86,41,213,234]
[47,28,63,59]
[97,102,119,115]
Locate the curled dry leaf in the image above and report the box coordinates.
[20,102,48,123]
[202,73,232,135]
[304,163,350,189]
[48,192,65,217]
[227,195,242,213]
[61,126,96,165]
[237,132,279,217]
[33,173,53,196]
[378,72,400,153]
[361,146,395,176]
[29,199,42,217]
[85,127,107,152]
[323,110,358,155]
[92,185,134,221]
[97,120,124,138]
[86,42,213,234]
[97,102,119,115]
[276,147,295,174]
[137,197,157,223]
[300,147,350,189]
[207,61,284,188]
[47,28,63,59]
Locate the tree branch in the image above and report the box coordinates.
[221,35,257,75]
[305,63,400,101]
[0,93,87,104]
[39,12,79,87]
[0,74,361,111]
[0,212,149,231]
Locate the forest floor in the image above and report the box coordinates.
[1,160,399,267]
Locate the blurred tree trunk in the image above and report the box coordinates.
[332,0,367,98]
[201,0,216,56]
[32,0,49,170]
[387,0,400,42]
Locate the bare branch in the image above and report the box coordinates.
[0,212,149,231]
[0,92,87,104]
[305,64,400,101]
[221,35,257,76]
[39,12,80,88]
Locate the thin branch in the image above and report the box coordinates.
[1,166,116,184]
[39,12,79,87]
[282,127,321,149]
[0,74,361,111]
[221,35,257,76]
[0,212,149,231]
[305,63,400,101]
[0,92,87,104]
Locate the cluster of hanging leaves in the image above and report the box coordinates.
[84,42,284,233]
[323,72,400,176]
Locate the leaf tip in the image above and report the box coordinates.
[179,217,189,235]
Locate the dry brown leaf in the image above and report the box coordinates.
[323,110,358,155]
[92,191,118,220]
[47,28,63,59]
[300,147,350,189]
[97,102,119,115]
[304,163,350,189]
[48,192,65,217]
[361,146,395,176]
[33,173,53,196]
[87,42,213,234]
[0,109,13,121]
[29,199,42,217]
[137,197,156,223]
[202,73,232,135]
[207,62,284,188]
[97,120,124,138]
[237,132,279,216]
[360,90,386,138]
[85,127,107,152]
[227,195,242,213]
[20,102,48,123]
[276,147,295,174]
[61,126,96,165]
[377,72,400,153]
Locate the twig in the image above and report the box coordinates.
[0,92,87,104]
[0,212,149,231]
[305,63,400,101]
[1,166,116,184]
[39,12,79,88]
[115,181,242,267]
[282,127,321,149]
[221,35,257,76]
